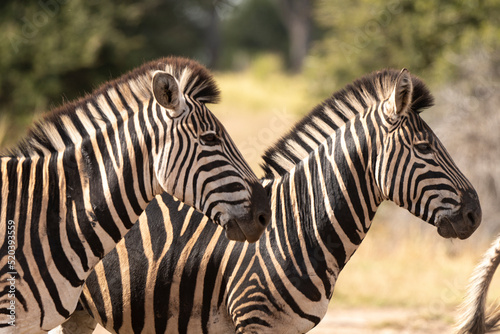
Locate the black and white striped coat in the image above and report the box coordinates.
[0,57,270,334]
[66,69,481,333]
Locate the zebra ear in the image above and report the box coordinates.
[152,71,187,118]
[388,68,413,119]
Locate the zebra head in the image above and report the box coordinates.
[375,69,481,239]
[149,59,270,243]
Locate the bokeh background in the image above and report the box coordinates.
[1,0,500,332]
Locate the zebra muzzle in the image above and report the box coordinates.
[212,182,270,243]
[436,192,481,239]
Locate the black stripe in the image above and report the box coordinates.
[133,98,152,204]
[63,125,105,258]
[5,159,18,226]
[306,154,336,296]
[200,170,245,206]
[177,223,214,333]
[170,130,190,195]
[19,158,45,318]
[330,138,362,245]
[102,249,124,333]
[217,242,246,309]
[92,100,121,166]
[46,153,84,287]
[260,244,321,325]
[182,142,198,199]
[30,159,71,321]
[104,89,123,118]
[289,168,322,300]
[83,140,122,243]
[63,151,90,271]
[120,141,143,217]
[201,231,228,334]
[94,126,133,231]
[387,145,402,200]
[125,226,147,333]
[84,270,107,326]
[343,124,371,234]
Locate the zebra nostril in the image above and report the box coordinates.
[258,213,268,227]
[466,211,478,227]
[214,212,222,226]
[249,182,271,228]
[464,206,481,230]
[467,212,474,224]
[461,191,482,230]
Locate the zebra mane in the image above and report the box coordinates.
[261,69,434,178]
[3,57,220,157]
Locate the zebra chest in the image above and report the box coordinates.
[224,270,331,334]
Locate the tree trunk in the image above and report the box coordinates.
[277,0,311,73]
[206,4,221,69]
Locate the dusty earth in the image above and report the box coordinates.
[308,307,453,334]
[92,307,454,333]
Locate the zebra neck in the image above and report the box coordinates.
[0,143,154,280]
[270,115,381,291]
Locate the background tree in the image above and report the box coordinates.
[276,0,312,72]
[0,0,227,146]
[308,0,500,95]
[0,1,136,134]
[220,0,289,69]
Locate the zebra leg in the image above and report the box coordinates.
[48,310,99,334]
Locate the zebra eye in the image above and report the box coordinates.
[414,142,432,154]
[200,133,220,146]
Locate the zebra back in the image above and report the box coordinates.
[3,58,218,158]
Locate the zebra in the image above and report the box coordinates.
[0,57,271,334]
[455,234,500,334]
[59,68,482,334]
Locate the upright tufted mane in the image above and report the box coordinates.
[261,69,434,178]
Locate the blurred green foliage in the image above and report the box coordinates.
[0,0,223,145]
[1,1,133,128]
[308,0,500,95]
[1,0,499,147]
[220,0,288,69]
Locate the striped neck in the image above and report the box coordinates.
[264,112,382,297]
[0,68,162,283]
[0,106,156,268]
